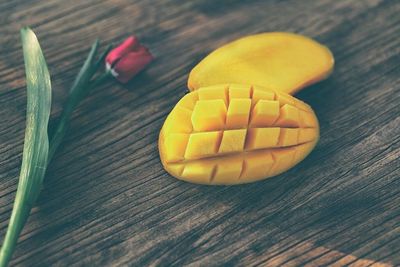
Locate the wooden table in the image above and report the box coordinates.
[0,0,399,266]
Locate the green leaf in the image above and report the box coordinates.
[0,27,52,267]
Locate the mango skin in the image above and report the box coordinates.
[188,32,334,95]
[159,84,319,185]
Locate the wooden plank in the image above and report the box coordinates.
[0,0,399,266]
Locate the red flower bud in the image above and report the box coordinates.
[105,36,154,83]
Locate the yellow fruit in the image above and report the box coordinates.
[188,32,334,95]
[159,84,319,185]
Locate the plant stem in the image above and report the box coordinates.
[48,71,111,161]
[47,41,112,162]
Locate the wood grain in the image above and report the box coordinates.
[0,0,399,266]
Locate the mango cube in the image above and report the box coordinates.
[218,129,247,153]
[250,100,280,127]
[278,128,299,147]
[214,156,243,183]
[185,131,222,159]
[229,84,251,99]
[198,85,228,106]
[164,133,190,163]
[240,151,274,181]
[226,99,251,129]
[275,104,300,127]
[246,128,280,150]
[191,99,227,131]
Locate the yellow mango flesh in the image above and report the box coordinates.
[188,32,334,95]
[159,84,319,185]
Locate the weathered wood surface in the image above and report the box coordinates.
[0,0,399,266]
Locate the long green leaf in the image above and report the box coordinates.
[0,27,52,267]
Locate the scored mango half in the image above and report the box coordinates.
[188,32,334,95]
[159,84,319,185]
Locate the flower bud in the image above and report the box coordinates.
[106,36,153,83]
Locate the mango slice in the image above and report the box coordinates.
[188,32,334,95]
[159,84,319,185]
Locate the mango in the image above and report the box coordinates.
[159,84,319,185]
[188,32,334,95]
